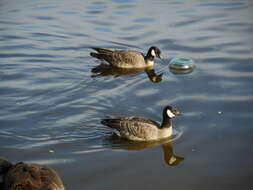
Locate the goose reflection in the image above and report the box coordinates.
[91,63,163,83]
[104,135,184,166]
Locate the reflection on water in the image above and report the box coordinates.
[162,143,184,166]
[145,68,163,83]
[104,135,184,166]
[91,63,163,83]
[169,68,194,75]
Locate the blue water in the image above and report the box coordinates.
[0,0,253,189]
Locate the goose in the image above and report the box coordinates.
[101,105,180,141]
[90,46,162,68]
[0,158,65,190]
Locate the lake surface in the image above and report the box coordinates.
[0,0,253,189]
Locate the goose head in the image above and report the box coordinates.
[146,46,162,60]
[163,105,181,119]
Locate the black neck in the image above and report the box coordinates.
[161,116,172,128]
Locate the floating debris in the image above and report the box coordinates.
[169,58,195,74]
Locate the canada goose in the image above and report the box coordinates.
[101,105,180,141]
[0,158,65,190]
[90,46,162,68]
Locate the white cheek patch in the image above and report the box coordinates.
[169,156,177,165]
[167,110,175,118]
[151,49,156,57]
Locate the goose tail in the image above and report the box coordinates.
[101,118,110,126]
[90,52,101,59]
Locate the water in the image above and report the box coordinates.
[0,0,253,189]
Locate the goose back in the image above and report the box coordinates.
[91,48,149,68]
[102,117,161,141]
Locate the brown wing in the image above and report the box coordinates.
[101,117,159,139]
[5,162,64,190]
[108,50,145,66]
[91,48,145,67]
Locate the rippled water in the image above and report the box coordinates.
[1,0,253,189]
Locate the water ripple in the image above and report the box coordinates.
[199,2,244,7]
[134,17,154,23]
[34,16,55,20]
[1,2,253,185]
[0,53,56,58]
[31,32,69,39]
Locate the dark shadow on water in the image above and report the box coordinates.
[103,134,184,166]
[91,63,163,83]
